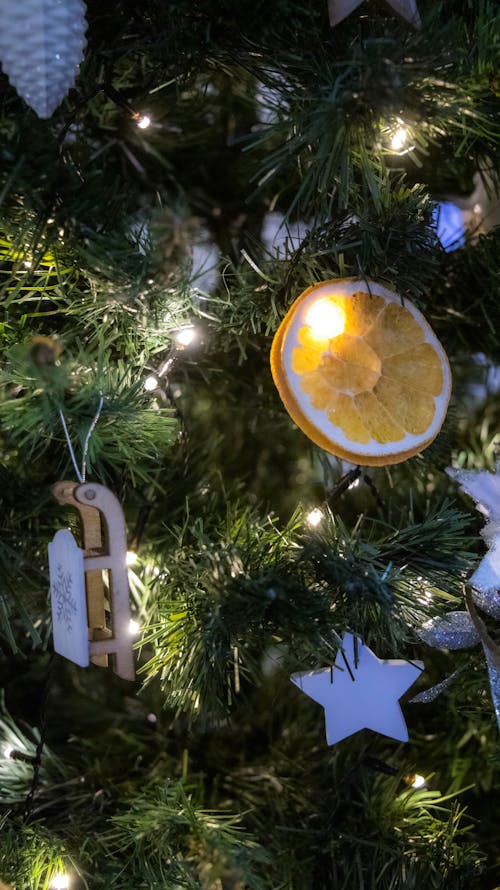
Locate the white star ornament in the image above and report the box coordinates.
[328,0,421,28]
[291,633,423,745]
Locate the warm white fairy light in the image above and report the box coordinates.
[144,375,158,392]
[126,551,138,566]
[305,298,345,340]
[390,126,409,151]
[175,326,197,347]
[50,875,70,890]
[136,115,151,129]
[3,745,13,759]
[306,508,324,527]
[129,619,140,635]
[411,774,426,788]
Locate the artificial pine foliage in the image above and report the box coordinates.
[0,0,500,888]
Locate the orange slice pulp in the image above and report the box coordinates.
[270,278,451,466]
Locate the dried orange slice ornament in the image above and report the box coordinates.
[270,278,451,466]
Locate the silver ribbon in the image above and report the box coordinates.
[410,668,462,704]
[419,611,480,650]
[415,465,500,729]
[416,598,500,730]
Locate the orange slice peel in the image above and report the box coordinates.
[270,278,451,466]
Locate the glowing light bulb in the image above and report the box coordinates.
[390,126,409,151]
[126,551,138,566]
[306,508,324,527]
[3,745,13,759]
[50,874,70,890]
[305,299,345,339]
[411,774,426,789]
[175,327,196,347]
[158,357,173,376]
[136,115,151,129]
[144,376,158,392]
[129,619,140,635]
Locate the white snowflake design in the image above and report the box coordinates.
[52,563,78,632]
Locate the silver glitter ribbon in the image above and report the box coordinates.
[471,585,500,619]
[484,646,500,727]
[410,668,462,704]
[416,598,500,730]
[419,611,480,649]
[413,466,500,728]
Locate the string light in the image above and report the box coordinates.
[126,551,138,566]
[411,774,426,788]
[175,326,197,347]
[390,126,409,151]
[50,875,70,890]
[306,508,324,527]
[129,619,140,635]
[2,745,13,759]
[405,773,426,789]
[101,84,153,131]
[158,357,173,376]
[144,328,197,391]
[385,121,415,156]
[143,376,158,392]
[305,299,345,339]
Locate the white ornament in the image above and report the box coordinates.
[49,529,89,668]
[0,0,87,118]
[291,633,423,745]
[447,464,500,607]
[51,480,136,681]
[328,0,421,29]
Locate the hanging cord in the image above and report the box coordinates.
[23,652,56,822]
[24,397,104,818]
[58,395,104,483]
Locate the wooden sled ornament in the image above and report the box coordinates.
[50,481,135,681]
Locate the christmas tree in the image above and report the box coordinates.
[1,1,500,887]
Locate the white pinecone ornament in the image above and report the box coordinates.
[0,0,87,118]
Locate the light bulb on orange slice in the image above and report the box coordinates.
[270,278,451,466]
[304,298,346,339]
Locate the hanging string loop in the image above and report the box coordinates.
[58,395,104,483]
